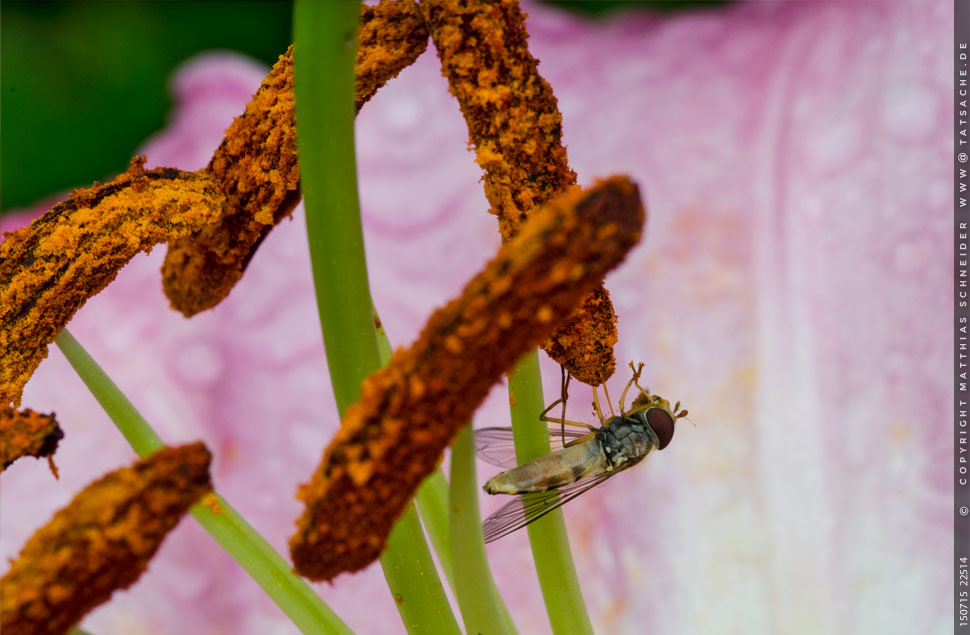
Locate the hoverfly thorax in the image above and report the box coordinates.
[598,415,654,470]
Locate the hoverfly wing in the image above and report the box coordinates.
[482,471,618,543]
[475,427,589,469]
[474,428,520,469]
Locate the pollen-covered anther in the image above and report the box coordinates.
[289,175,645,582]
[456,319,487,339]
[596,223,620,240]
[0,443,212,635]
[346,461,374,486]
[489,276,512,296]
[409,376,427,399]
[420,0,621,385]
[444,335,464,354]
[0,406,64,474]
[162,0,431,317]
[0,158,225,407]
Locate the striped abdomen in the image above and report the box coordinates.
[483,439,606,494]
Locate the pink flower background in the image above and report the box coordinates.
[0,1,951,633]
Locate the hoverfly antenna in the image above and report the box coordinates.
[675,407,694,427]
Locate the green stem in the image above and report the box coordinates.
[507,351,594,635]
[375,303,515,635]
[414,463,455,591]
[55,329,352,635]
[55,330,164,456]
[450,425,511,635]
[190,495,351,635]
[373,304,456,592]
[294,0,379,412]
[294,3,458,633]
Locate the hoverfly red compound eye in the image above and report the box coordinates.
[646,408,675,450]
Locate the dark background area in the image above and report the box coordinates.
[0,0,728,213]
[1,1,293,212]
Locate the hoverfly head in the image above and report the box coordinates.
[623,363,687,450]
[645,406,676,450]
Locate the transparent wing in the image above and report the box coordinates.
[481,469,622,543]
[475,427,590,469]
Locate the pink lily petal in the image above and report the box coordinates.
[0,1,949,633]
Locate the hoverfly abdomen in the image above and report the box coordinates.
[483,440,605,495]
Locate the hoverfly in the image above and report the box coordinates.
[476,362,687,543]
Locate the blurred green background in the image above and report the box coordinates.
[1,0,729,213]
[1,1,293,212]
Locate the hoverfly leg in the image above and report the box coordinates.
[560,367,571,445]
[539,365,568,424]
[631,364,650,400]
[628,360,645,383]
[602,381,616,417]
[539,369,594,440]
[538,402,591,429]
[539,409,595,429]
[540,413,596,429]
[591,386,607,424]
[538,397,565,421]
[618,370,638,416]
[563,430,598,448]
